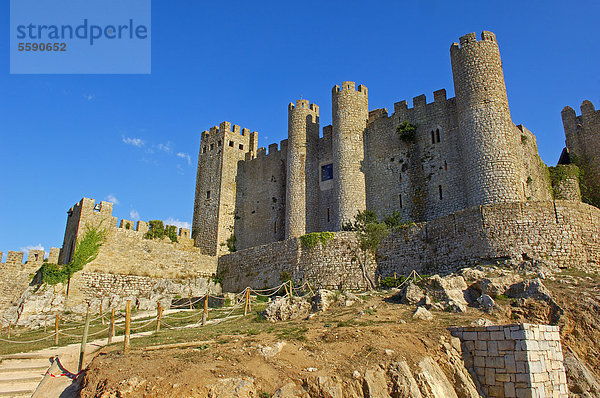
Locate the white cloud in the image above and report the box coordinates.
[122,136,145,147]
[176,152,192,166]
[164,218,191,230]
[21,244,47,258]
[130,209,140,220]
[83,94,94,101]
[157,142,173,153]
[106,194,119,205]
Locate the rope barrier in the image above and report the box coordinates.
[0,332,57,344]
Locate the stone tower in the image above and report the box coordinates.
[192,122,257,256]
[561,101,600,194]
[285,99,319,238]
[450,31,523,207]
[58,198,117,265]
[332,81,368,229]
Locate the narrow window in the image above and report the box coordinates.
[436,128,441,143]
[203,146,207,153]
[229,140,234,147]
[327,208,330,223]
[239,144,244,150]
[431,131,435,144]
[399,194,403,208]
[444,160,447,171]
[399,174,402,183]
[218,140,222,146]
[438,185,443,200]
[206,190,211,199]
[321,163,333,181]
[210,143,214,150]
[274,222,277,234]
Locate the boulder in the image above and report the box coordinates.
[258,342,286,358]
[564,349,600,397]
[394,282,425,305]
[476,294,496,312]
[428,275,469,307]
[312,290,359,312]
[505,278,552,301]
[263,296,311,322]
[412,307,433,321]
[445,300,467,313]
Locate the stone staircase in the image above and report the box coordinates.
[0,355,50,397]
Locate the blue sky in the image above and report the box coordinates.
[1,1,599,259]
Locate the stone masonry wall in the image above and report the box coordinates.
[220,201,600,292]
[450,323,568,397]
[219,232,375,293]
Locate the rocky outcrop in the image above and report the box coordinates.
[564,349,600,397]
[311,290,358,312]
[263,296,311,322]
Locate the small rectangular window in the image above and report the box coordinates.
[431,131,435,144]
[436,129,441,143]
[203,146,207,153]
[239,144,244,150]
[218,140,222,146]
[206,190,211,199]
[438,185,443,200]
[327,208,330,223]
[399,194,403,208]
[229,141,234,147]
[210,143,214,150]
[321,163,333,181]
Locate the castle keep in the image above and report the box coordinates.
[192,31,555,256]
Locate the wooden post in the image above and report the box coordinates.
[124,300,131,353]
[307,282,315,296]
[378,275,381,287]
[44,317,47,334]
[78,305,91,372]
[155,302,162,334]
[108,308,115,344]
[188,293,193,310]
[54,314,59,345]
[288,280,293,298]
[100,303,104,325]
[283,282,289,297]
[394,272,397,280]
[7,322,11,339]
[243,289,250,316]
[202,294,208,326]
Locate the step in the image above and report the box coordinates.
[0,365,48,374]
[0,381,39,395]
[0,372,44,385]
[0,391,34,398]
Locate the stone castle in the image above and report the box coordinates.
[2,30,600,305]
[191,30,591,257]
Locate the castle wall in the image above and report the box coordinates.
[316,126,335,232]
[219,201,600,292]
[81,224,217,279]
[234,142,287,251]
[516,125,553,202]
[365,90,467,222]
[218,232,375,292]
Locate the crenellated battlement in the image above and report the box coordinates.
[392,88,451,115]
[288,99,319,115]
[562,100,600,127]
[332,81,368,96]
[450,30,497,51]
[201,122,256,143]
[0,246,61,268]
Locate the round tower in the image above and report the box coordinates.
[332,81,368,229]
[450,31,523,207]
[285,99,319,239]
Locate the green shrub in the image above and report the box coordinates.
[397,121,418,142]
[40,263,68,285]
[299,231,335,250]
[144,220,178,243]
[226,234,236,252]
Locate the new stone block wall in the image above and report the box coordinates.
[450,324,568,398]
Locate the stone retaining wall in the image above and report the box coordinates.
[450,323,568,397]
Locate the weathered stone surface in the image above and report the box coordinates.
[303,375,343,398]
[416,357,459,398]
[273,382,310,398]
[395,282,426,305]
[363,366,392,398]
[263,297,311,322]
[477,294,496,312]
[207,377,256,398]
[311,290,358,312]
[388,361,423,398]
[564,350,600,397]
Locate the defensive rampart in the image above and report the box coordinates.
[218,201,600,292]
